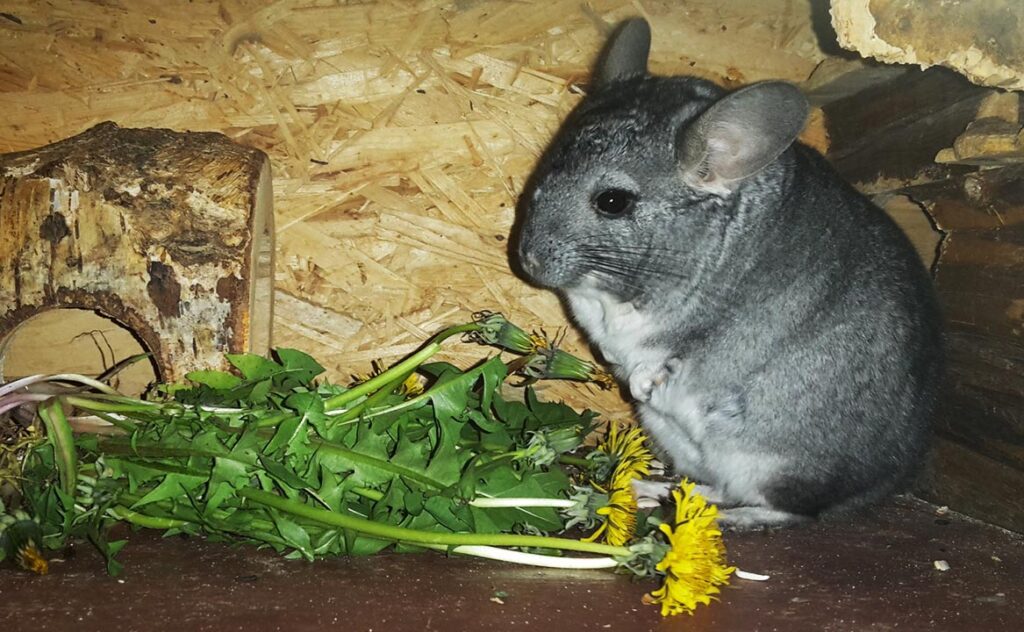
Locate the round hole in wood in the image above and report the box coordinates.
[0,308,158,397]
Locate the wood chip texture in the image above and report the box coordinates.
[0,0,828,419]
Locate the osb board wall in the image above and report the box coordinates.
[0,0,830,421]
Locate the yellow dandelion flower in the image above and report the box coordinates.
[1,515,49,576]
[584,435,656,546]
[16,542,49,575]
[597,423,654,482]
[528,333,549,351]
[584,469,639,546]
[398,373,424,396]
[648,480,735,616]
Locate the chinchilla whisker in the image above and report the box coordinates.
[575,245,690,261]
[581,255,690,281]
[589,268,646,293]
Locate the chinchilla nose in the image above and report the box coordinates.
[518,241,541,278]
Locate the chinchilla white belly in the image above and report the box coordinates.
[565,283,668,380]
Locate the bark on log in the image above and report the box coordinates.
[830,0,1024,91]
[0,122,274,382]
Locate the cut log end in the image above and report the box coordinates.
[0,122,274,383]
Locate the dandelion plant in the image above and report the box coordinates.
[0,312,734,616]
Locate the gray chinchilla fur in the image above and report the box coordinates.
[514,18,943,529]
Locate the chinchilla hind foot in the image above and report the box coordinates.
[715,506,814,531]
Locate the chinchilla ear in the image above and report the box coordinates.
[677,81,808,194]
[593,18,651,87]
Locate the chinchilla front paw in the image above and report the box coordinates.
[632,479,731,509]
[628,358,685,402]
[628,363,670,402]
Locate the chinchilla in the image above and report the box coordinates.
[514,18,943,529]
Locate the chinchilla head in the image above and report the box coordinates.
[515,18,809,304]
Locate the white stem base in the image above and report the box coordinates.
[426,544,618,569]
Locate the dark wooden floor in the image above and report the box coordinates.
[1,495,1020,631]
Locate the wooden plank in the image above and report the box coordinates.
[937,332,1024,467]
[891,163,1024,532]
[920,438,1024,534]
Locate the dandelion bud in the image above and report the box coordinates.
[522,347,591,381]
[523,426,584,467]
[469,312,540,354]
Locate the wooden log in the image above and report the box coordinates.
[0,122,274,382]
[823,67,990,188]
[935,92,1024,167]
[831,0,1024,91]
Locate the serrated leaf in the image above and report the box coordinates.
[344,534,392,556]
[131,473,207,508]
[269,511,313,560]
[88,530,128,577]
[423,495,472,531]
[205,457,249,513]
[464,408,504,434]
[403,489,425,515]
[478,356,507,421]
[191,429,230,455]
[265,415,303,455]
[318,422,398,488]
[248,379,273,404]
[274,348,326,383]
[315,466,346,512]
[258,455,312,491]
[425,356,506,426]
[185,370,241,389]
[526,387,597,433]
[284,392,324,416]
[226,354,281,381]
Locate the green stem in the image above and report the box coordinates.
[352,486,385,502]
[252,412,294,429]
[239,488,629,558]
[330,370,412,425]
[96,433,446,493]
[48,373,121,395]
[324,323,480,412]
[115,493,278,534]
[87,411,138,432]
[109,506,189,529]
[63,395,162,414]
[354,355,498,425]
[39,398,77,497]
[354,396,426,422]
[96,438,246,465]
[558,455,592,469]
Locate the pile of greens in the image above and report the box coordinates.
[0,313,734,617]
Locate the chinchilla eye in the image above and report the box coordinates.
[593,188,637,216]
